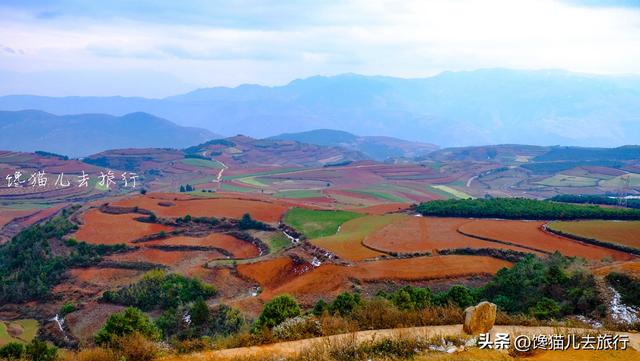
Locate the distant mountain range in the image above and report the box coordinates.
[269,129,437,160]
[0,110,219,157]
[1,69,640,147]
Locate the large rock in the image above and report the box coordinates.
[463,301,497,334]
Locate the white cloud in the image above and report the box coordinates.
[1,0,640,96]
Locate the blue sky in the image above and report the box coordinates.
[1,0,639,97]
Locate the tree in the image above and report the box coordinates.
[330,292,362,316]
[179,185,186,192]
[254,295,301,330]
[0,343,24,361]
[140,188,147,195]
[95,307,161,346]
[190,299,210,329]
[24,339,57,361]
[312,299,329,316]
[530,297,561,319]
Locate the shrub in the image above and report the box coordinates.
[272,316,322,341]
[76,347,118,361]
[59,301,76,316]
[0,343,24,361]
[434,285,476,308]
[330,292,362,317]
[530,297,561,319]
[114,333,159,361]
[95,307,160,346]
[24,339,58,361]
[101,269,216,310]
[238,213,269,230]
[254,295,301,330]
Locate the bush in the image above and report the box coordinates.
[95,307,160,346]
[59,301,76,316]
[76,347,118,361]
[272,316,322,341]
[330,292,362,317]
[238,213,269,230]
[606,272,640,308]
[530,297,561,319]
[24,339,58,361]
[434,285,476,308]
[114,333,159,361]
[254,295,301,330]
[0,342,24,361]
[101,269,216,311]
[380,286,431,310]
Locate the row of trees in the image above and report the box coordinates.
[414,197,640,220]
[549,194,640,209]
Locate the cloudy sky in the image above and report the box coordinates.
[1,0,639,97]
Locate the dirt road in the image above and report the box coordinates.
[164,324,640,360]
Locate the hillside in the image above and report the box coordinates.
[269,129,438,160]
[0,110,219,157]
[2,69,640,147]
[187,135,368,168]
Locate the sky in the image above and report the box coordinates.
[1,0,640,97]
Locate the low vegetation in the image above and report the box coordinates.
[605,272,640,308]
[0,207,127,303]
[101,269,216,311]
[414,197,640,220]
[549,194,640,209]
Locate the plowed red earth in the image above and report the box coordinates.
[73,209,171,245]
[458,220,634,261]
[68,267,145,287]
[0,209,33,228]
[239,255,510,304]
[144,234,260,258]
[363,217,539,255]
[113,194,289,223]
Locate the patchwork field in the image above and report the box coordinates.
[113,194,290,223]
[458,220,634,261]
[363,216,540,255]
[74,209,171,245]
[240,255,510,304]
[283,208,363,239]
[311,214,405,261]
[548,220,640,250]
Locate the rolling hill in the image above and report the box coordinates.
[0,110,220,157]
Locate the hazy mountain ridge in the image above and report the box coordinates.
[1,69,640,147]
[0,110,220,157]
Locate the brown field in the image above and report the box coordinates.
[73,209,171,245]
[459,220,634,261]
[237,256,302,289]
[548,220,640,250]
[67,267,145,287]
[252,255,510,304]
[364,216,539,255]
[592,260,640,276]
[144,234,260,258]
[113,193,290,222]
[0,208,34,228]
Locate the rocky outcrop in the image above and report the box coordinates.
[463,301,497,334]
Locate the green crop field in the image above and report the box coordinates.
[221,183,255,193]
[536,174,599,187]
[283,208,363,239]
[275,189,323,199]
[0,319,38,345]
[266,232,292,253]
[350,187,409,203]
[600,174,640,188]
[236,176,269,188]
[181,158,225,169]
[429,185,474,199]
[223,168,303,180]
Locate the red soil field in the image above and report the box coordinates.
[256,255,510,304]
[74,209,171,245]
[103,247,224,272]
[363,216,538,255]
[113,194,289,223]
[459,220,634,261]
[144,233,260,259]
[592,260,640,276]
[236,256,300,289]
[68,267,144,287]
[548,221,640,250]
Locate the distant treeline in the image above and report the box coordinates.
[549,194,640,209]
[413,197,640,220]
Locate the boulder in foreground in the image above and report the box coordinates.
[463,301,497,334]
